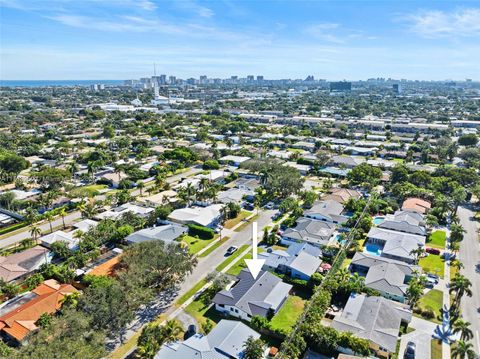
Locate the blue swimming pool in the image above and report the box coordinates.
[364,243,382,256]
[373,216,385,225]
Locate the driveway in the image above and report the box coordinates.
[458,205,480,353]
[399,331,431,359]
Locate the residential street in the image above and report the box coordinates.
[109,208,277,354]
[0,166,202,250]
[458,205,480,353]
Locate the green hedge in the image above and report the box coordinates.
[188,224,215,239]
[0,222,27,236]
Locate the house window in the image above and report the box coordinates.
[218,304,225,308]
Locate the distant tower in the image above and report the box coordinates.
[153,81,159,99]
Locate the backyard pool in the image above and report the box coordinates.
[363,243,382,256]
[373,216,385,225]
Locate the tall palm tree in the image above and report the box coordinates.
[30,225,42,241]
[44,211,54,233]
[87,161,99,183]
[453,319,474,341]
[409,246,425,265]
[137,180,145,197]
[58,207,67,229]
[449,274,473,308]
[452,340,476,359]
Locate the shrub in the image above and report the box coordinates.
[188,224,215,239]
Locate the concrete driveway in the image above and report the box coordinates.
[399,331,431,359]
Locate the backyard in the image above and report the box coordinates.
[427,230,447,249]
[269,295,306,333]
[419,254,445,278]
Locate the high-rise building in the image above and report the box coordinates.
[329,81,352,92]
[199,75,208,84]
[247,75,254,82]
[159,75,167,85]
[257,75,264,81]
[393,84,402,94]
[168,76,176,84]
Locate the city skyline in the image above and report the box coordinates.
[1,0,480,80]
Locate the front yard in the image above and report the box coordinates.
[269,295,305,333]
[223,210,252,229]
[415,289,443,324]
[226,247,264,276]
[180,235,217,255]
[419,254,444,278]
[427,230,446,249]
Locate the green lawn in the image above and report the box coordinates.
[176,279,208,305]
[223,210,252,229]
[180,235,217,255]
[416,289,443,324]
[427,230,447,249]
[419,254,445,278]
[234,214,259,232]
[69,184,108,198]
[215,244,249,272]
[226,247,264,276]
[341,258,352,269]
[184,292,225,330]
[270,296,305,333]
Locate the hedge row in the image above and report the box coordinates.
[188,224,215,239]
[0,222,27,236]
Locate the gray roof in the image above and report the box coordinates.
[213,269,292,317]
[154,320,260,359]
[350,252,419,297]
[367,227,425,262]
[287,251,321,276]
[378,210,426,236]
[218,188,253,204]
[282,217,336,246]
[332,293,412,353]
[305,200,346,223]
[126,224,188,244]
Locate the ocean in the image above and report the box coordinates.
[0,80,124,87]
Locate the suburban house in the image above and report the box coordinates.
[125,224,188,245]
[349,252,419,303]
[95,203,154,220]
[72,219,98,233]
[304,200,347,224]
[281,217,336,247]
[0,279,77,343]
[138,190,178,207]
[401,198,431,214]
[154,320,261,359]
[259,242,322,280]
[218,187,254,204]
[213,269,292,321]
[323,188,362,204]
[366,227,426,264]
[219,155,251,167]
[40,230,79,250]
[0,246,51,283]
[168,204,223,228]
[377,210,426,236]
[332,293,412,357]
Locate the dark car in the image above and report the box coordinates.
[226,246,238,255]
[426,247,440,255]
[184,324,197,339]
[404,341,416,359]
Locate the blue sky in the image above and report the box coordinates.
[1,0,479,80]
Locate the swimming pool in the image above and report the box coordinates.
[373,216,385,225]
[363,243,382,256]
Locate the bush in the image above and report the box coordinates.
[188,224,215,239]
[0,221,27,235]
[422,307,435,319]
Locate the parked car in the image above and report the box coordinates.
[427,273,439,282]
[425,247,440,255]
[243,203,254,211]
[404,341,416,359]
[272,211,282,220]
[264,202,275,210]
[185,324,197,339]
[226,246,238,255]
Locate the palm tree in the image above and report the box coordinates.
[161,320,183,343]
[87,161,99,183]
[58,207,67,229]
[449,274,473,308]
[409,246,425,265]
[68,162,79,179]
[20,237,34,249]
[137,180,145,197]
[452,340,476,359]
[453,319,474,341]
[44,211,54,233]
[30,225,42,241]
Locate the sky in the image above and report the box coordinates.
[1,0,480,80]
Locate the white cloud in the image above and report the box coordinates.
[303,23,344,43]
[405,8,480,38]
[174,0,214,18]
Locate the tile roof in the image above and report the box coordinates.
[0,280,76,341]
